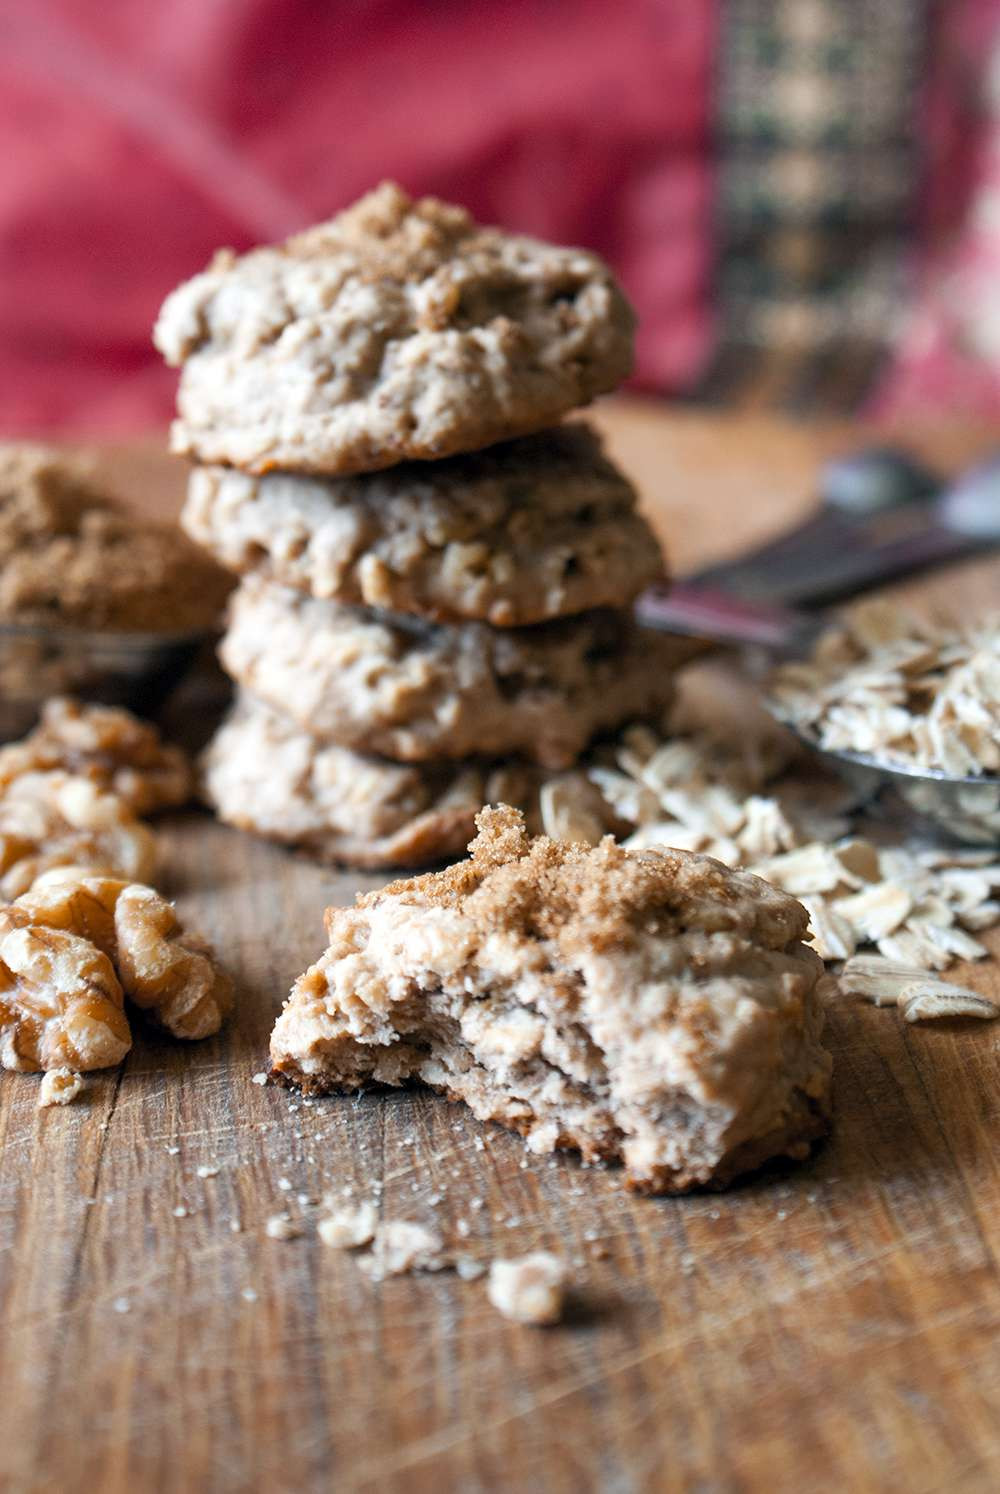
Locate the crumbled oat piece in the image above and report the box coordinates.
[356,1221,448,1281]
[265,1214,301,1241]
[798,896,856,962]
[317,1201,378,1250]
[833,883,912,942]
[251,1071,268,1085]
[841,954,999,1022]
[455,1256,487,1281]
[0,698,193,814]
[487,1253,567,1325]
[37,1067,84,1107]
[196,1164,220,1179]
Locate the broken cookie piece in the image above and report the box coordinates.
[270,805,832,1193]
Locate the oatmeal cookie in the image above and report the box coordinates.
[270,806,832,1192]
[0,443,231,631]
[154,181,634,475]
[201,694,589,870]
[0,698,192,814]
[183,425,664,626]
[220,578,679,768]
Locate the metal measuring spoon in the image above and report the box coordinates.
[636,450,1000,843]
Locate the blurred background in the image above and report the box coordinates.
[3,0,1000,436]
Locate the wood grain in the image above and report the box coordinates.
[2,403,1000,1494]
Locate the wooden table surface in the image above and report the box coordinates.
[2,400,1000,1494]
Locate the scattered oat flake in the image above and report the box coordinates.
[898,983,999,1023]
[172,1205,189,1219]
[112,1297,131,1314]
[38,1068,84,1108]
[487,1253,567,1325]
[196,1164,220,1179]
[251,1071,268,1086]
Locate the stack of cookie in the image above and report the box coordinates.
[154,183,677,868]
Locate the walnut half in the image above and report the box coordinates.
[0,771,156,900]
[0,908,131,1072]
[0,697,194,815]
[1,872,233,1068]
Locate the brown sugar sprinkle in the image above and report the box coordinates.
[0,442,231,632]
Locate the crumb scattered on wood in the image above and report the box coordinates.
[487,1253,567,1325]
[37,1068,84,1107]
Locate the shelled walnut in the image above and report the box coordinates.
[14,872,233,1045]
[0,698,193,814]
[0,771,156,899]
[0,874,232,1071]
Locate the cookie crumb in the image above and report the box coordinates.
[487,1253,567,1325]
[317,1201,378,1250]
[357,1221,447,1281]
[265,1213,301,1241]
[38,1068,84,1108]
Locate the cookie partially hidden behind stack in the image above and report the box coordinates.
[156,183,676,869]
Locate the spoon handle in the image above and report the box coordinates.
[636,585,824,653]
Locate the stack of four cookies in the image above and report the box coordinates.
[155,184,675,868]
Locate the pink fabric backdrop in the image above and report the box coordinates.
[0,0,715,434]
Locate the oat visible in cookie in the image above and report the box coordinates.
[270,806,832,1193]
[155,181,634,475]
[0,443,231,632]
[221,578,678,767]
[184,424,664,627]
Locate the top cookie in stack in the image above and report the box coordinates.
[155,183,677,868]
